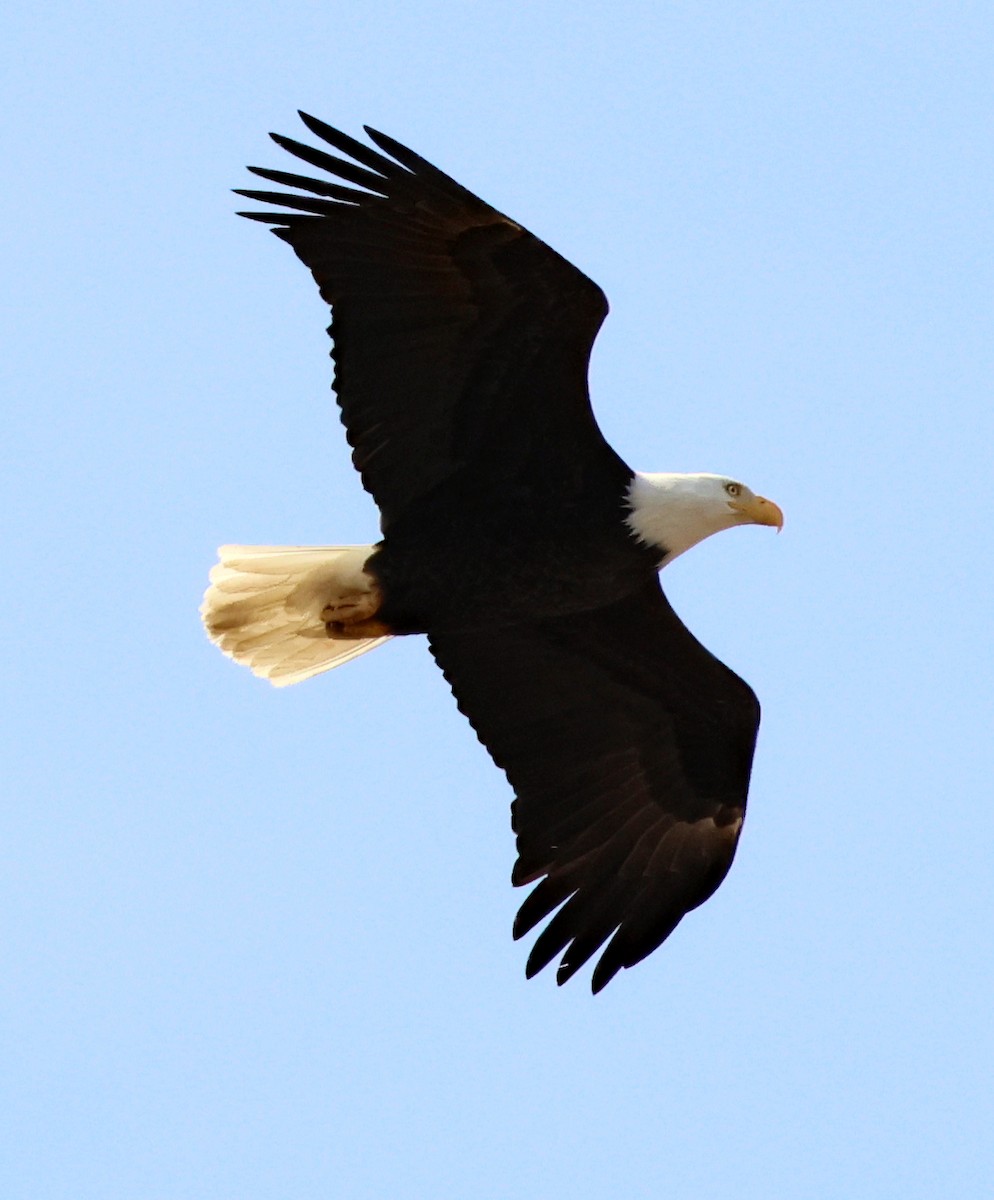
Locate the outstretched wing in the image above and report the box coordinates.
[236,113,614,529]
[428,579,760,992]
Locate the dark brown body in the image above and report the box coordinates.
[369,460,663,633]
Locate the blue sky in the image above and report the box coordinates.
[4,2,993,1196]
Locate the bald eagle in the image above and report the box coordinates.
[202,114,782,992]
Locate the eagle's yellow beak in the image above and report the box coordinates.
[730,494,784,531]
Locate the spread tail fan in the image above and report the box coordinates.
[201,544,390,687]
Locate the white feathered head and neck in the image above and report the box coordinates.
[626,472,783,564]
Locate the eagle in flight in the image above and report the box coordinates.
[202,114,782,992]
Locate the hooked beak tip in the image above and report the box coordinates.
[735,494,784,531]
[761,497,785,532]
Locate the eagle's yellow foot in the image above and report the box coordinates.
[320,588,381,626]
[325,617,394,640]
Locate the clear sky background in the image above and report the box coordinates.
[4,2,992,1197]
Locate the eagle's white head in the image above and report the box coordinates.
[626,471,783,565]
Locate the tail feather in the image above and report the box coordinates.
[201,544,390,687]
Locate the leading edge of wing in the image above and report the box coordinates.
[233,114,608,341]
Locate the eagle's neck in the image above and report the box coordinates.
[625,472,735,565]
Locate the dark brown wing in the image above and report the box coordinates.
[236,113,613,529]
[428,578,760,992]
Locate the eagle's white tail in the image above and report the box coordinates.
[200,544,390,687]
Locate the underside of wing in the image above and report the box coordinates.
[236,114,613,528]
[428,579,760,992]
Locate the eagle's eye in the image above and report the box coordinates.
[724,482,742,497]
